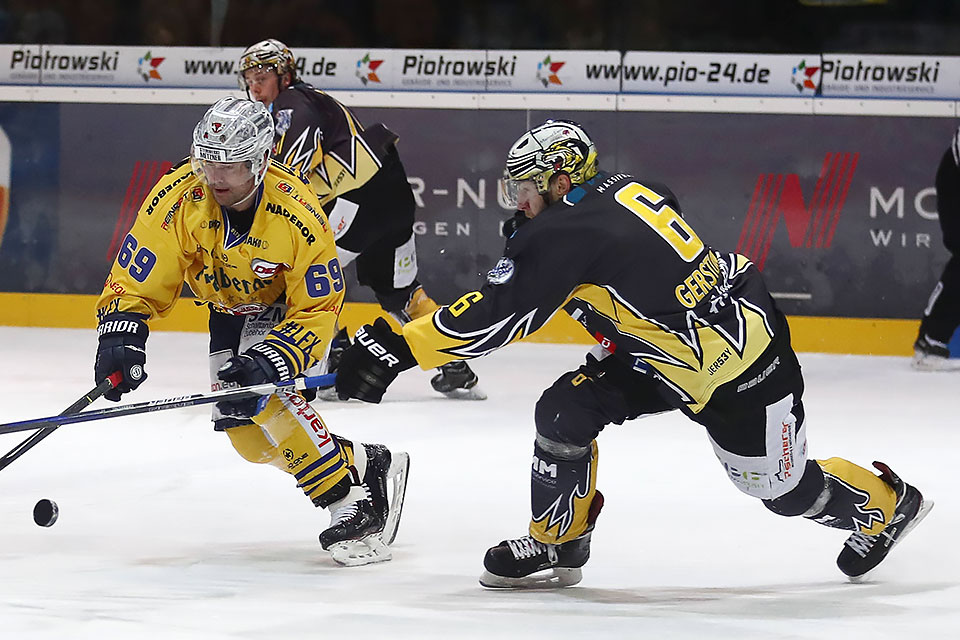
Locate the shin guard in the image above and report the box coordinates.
[804,457,898,535]
[529,439,599,544]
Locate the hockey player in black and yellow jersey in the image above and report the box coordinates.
[334,120,933,586]
[237,39,482,399]
[94,97,408,567]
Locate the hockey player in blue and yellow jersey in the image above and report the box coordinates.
[334,119,932,586]
[93,97,408,566]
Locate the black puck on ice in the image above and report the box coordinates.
[33,499,59,527]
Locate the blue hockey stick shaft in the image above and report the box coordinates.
[0,373,336,436]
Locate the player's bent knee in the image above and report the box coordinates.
[762,460,825,517]
[534,381,599,447]
[225,422,279,464]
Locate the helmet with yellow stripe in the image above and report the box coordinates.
[501,120,598,208]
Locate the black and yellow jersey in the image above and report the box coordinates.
[402,171,781,413]
[96,159,342,377]
[270,83,399,208]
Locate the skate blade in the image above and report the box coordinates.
[383,451,410,546]
[328,534,392,567]
[911,355,960,371]
[479,567,582,590]
[847,498,935,583]
[440,385,488,401]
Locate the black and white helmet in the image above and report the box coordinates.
[501,120,599,207]
[190,97,275,188]
[238,38,298,89]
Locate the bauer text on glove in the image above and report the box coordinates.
[335,317,417,403]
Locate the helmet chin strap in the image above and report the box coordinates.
[236,183,262,211]
[223,180,262,213]
[227,150,269,210]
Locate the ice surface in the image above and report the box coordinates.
[0,327,956,639]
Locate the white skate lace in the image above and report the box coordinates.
[845,513,905,558]
[329,503,359,527]
[328,485,372,527]
[506,536,554,561]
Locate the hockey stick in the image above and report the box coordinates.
[0,373,336,437]
[0,372,123,472]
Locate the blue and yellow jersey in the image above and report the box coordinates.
[96,159,342,376]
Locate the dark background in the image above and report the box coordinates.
[1,0,957,320]
[1,0,960,55]
[0,102,951,319]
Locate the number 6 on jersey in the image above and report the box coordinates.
[614,182,704,262]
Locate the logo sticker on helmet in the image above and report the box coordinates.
[196,146,227,162]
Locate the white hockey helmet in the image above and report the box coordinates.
[501,120,599,208]
[238,38,298,89]
[190,97,275,191]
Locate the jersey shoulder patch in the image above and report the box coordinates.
[486,257,515,285]
[275,108,294,136]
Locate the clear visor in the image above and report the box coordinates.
[190,154,255,188]
[499,175,541,209]
[240,65,279,90]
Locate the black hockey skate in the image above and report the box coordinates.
[480,532,593,589]
[837,461,933,581]
[319,443,410,566]
[431,360,487,400]
[912,334,960,371]
[361,443,409,545]
[480,492,603,589]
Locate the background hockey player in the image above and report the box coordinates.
[93,97,408,566]
[332,119,933,587]
[914,125,960,370]
[238,38,483,399]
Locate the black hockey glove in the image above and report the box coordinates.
[215,342,291,419]
[95,312,149,402]
[335,318,417,403]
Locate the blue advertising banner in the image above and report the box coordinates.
[0,103,60,293]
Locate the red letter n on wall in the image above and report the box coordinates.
[736,152,859,271]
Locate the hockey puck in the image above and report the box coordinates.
[33,499,59,527]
